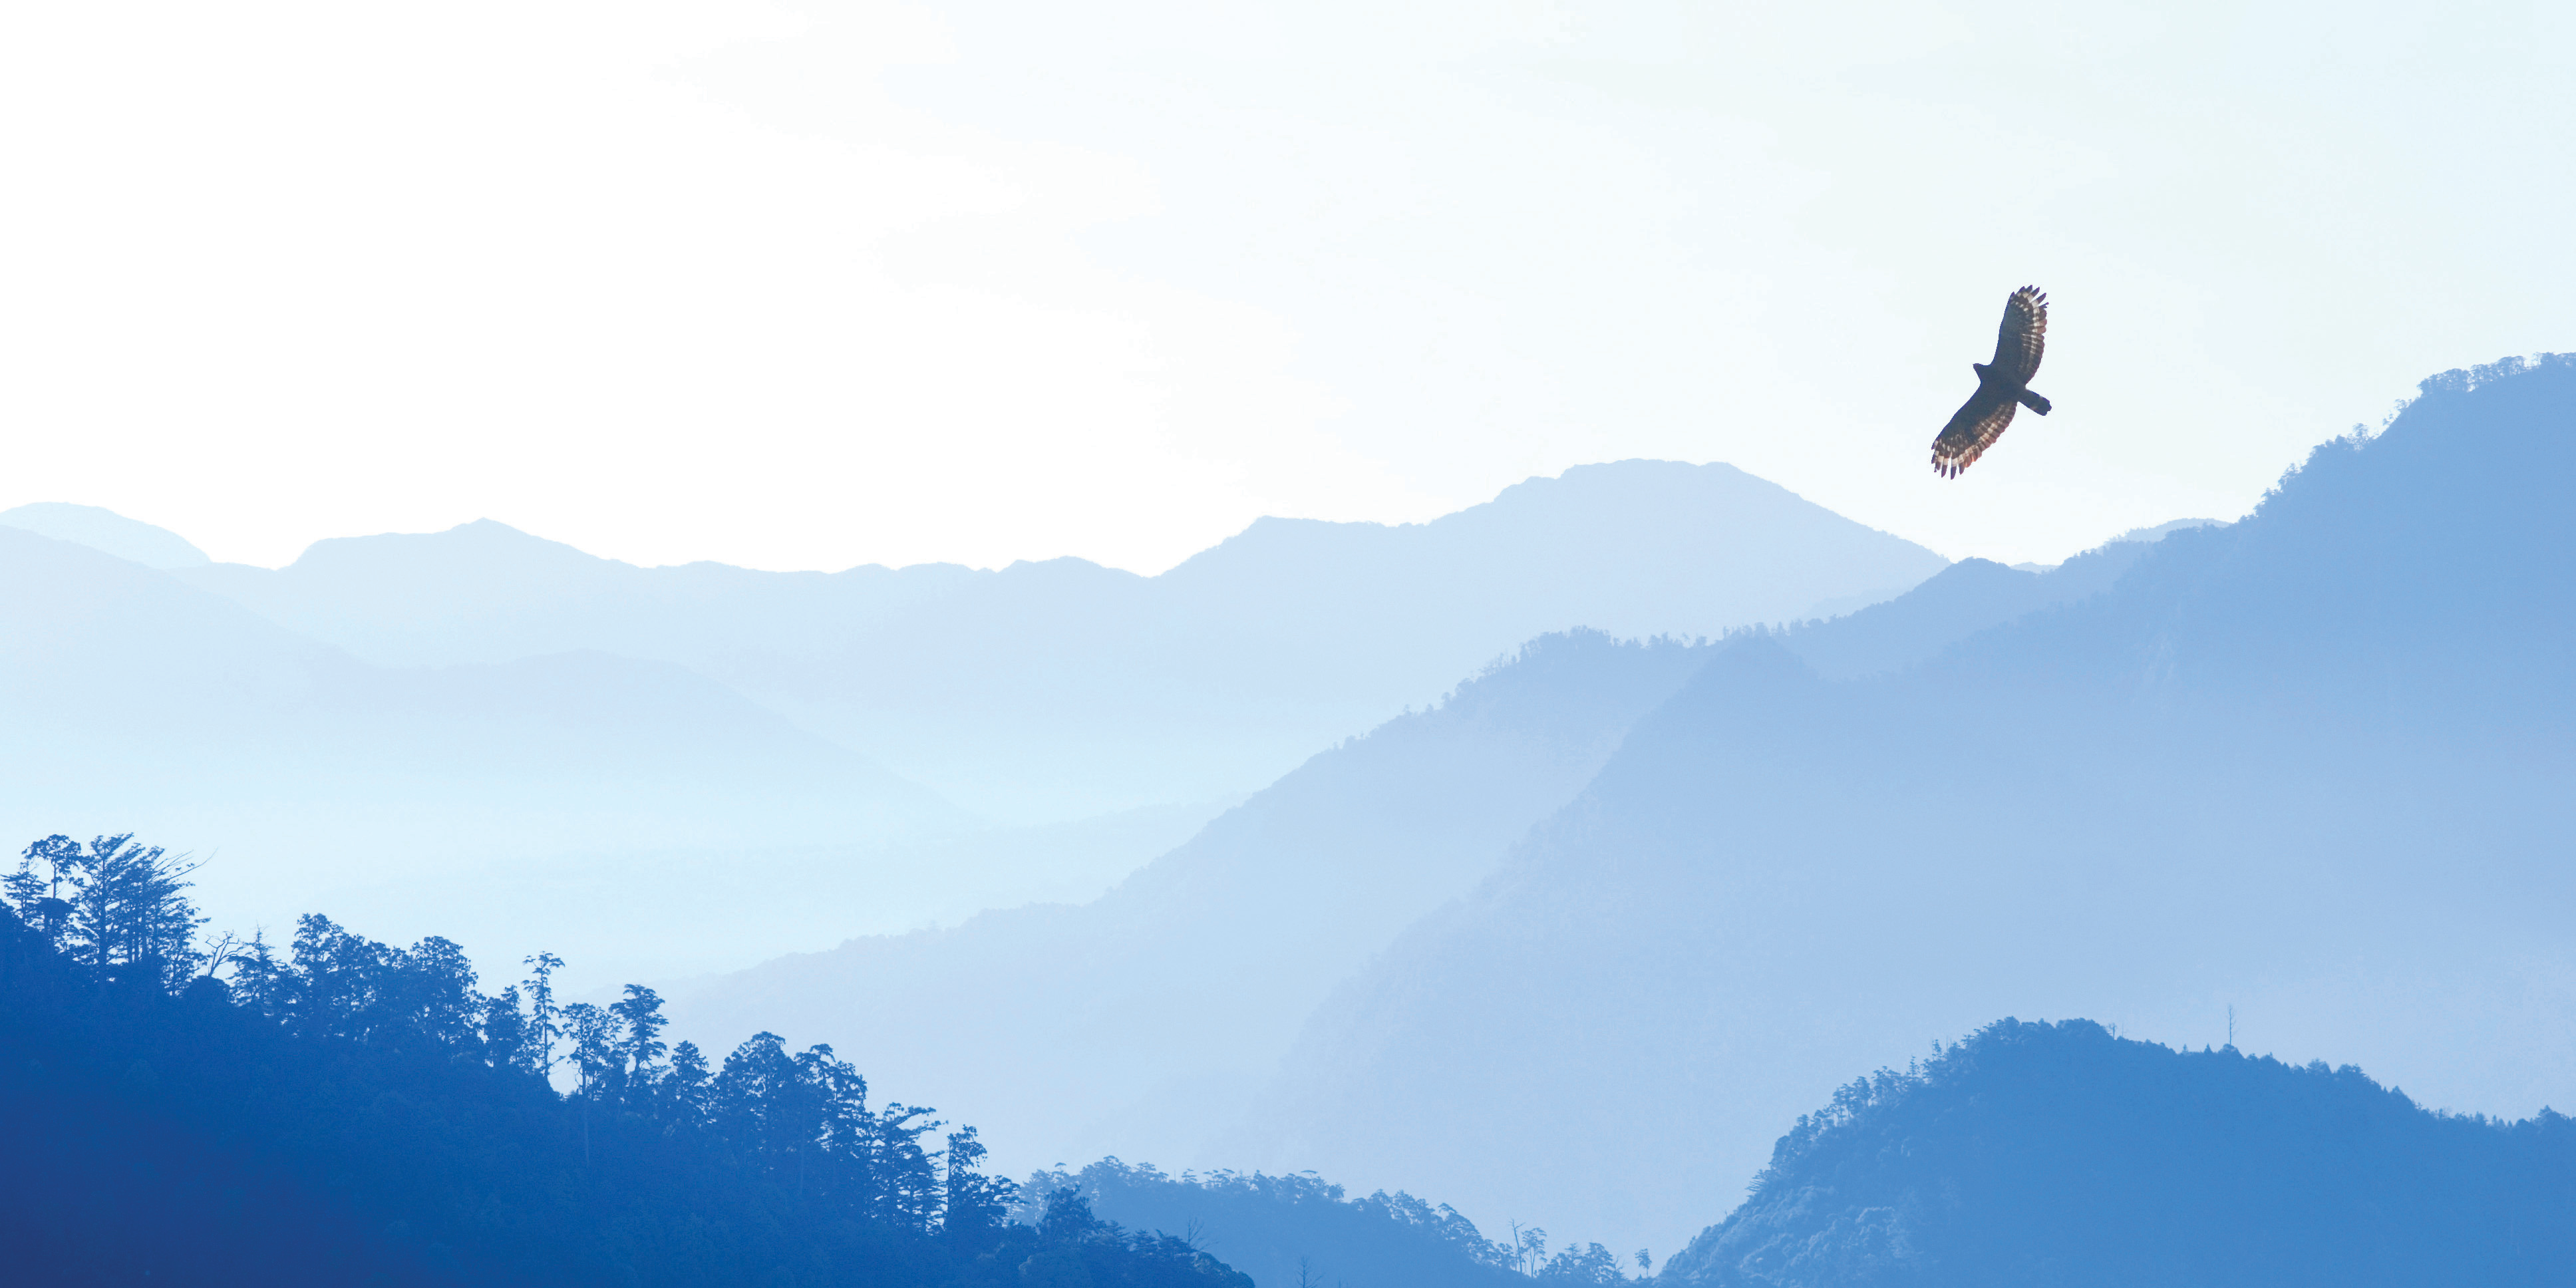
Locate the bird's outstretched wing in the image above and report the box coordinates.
[1991,285,2047,383]
[1932,286,2048,476]
[1931,387,2016,478]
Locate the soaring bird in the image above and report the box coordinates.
[1930,286,2050,478]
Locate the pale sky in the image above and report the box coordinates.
[3,1,2569,573]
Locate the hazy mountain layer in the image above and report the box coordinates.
[0,527,951,957]
[177,461,1948,821]
[1661,1019,2576,1287]
[8,458,1946,985]
[659,518,2207,1214]
[661,631,1713,1183]
[357,802,1231,990]
[1219,356,2576,1258]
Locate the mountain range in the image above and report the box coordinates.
[1210,355,2576,1257]
[657,506,2219,1221]
[162,460,1947,823]
[670,354,2574,1264]
[3,459,1943,987]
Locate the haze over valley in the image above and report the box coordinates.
[2,460,1943,985]
[13,355,2576,1279]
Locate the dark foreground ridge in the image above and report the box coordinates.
[0,834,1248,1288]
[1029,1158,1638,1287]
[1660,1019,2576,1287]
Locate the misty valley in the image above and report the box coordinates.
[7,356,2576,1286]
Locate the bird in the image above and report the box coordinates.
[1930,286,2050,478]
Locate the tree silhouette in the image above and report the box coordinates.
[7,834,206,987]
[0,830,1255,1287]
[609,983,669,1102]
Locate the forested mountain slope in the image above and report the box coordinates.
[663,631,1712,1185]
[1660,1019,2576,1287]
[177,461,1945,820]
[0,848,1245,1288]
[1220,356,2576,1259]
[1774,536,2176,681]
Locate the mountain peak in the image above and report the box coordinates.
[0,502,210,569]
[284,518,611,577]
[1661,1018,2576,1286]
[271,518,975,583]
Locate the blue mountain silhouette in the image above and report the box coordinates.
[1659,1019,2576,1287]
[1217,355,2576,1257]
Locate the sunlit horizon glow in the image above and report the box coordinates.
[3,1,2568,573]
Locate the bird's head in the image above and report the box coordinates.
[1971,361,1991,378]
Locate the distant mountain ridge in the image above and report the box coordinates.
[1775,528,2191,682]
[172,460,1951,822]
[178,518,979,673]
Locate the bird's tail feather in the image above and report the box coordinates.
[2018,389,2052,415]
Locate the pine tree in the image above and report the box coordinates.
[665,1039,713,1122]
[520,951,564,1077]
[942,1125,1017,1247]
[609,983,669,1103]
